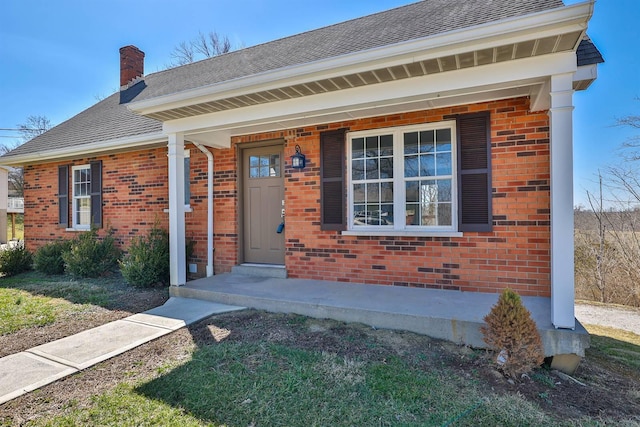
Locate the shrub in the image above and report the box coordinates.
[34,240,72,275]
[480,288,545,378]
[62,229,121,278]
[0,243,32,276]
[120,226,170,288]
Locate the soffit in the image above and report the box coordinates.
[145,31,584,122]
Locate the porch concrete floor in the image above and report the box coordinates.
[171,273,589,357]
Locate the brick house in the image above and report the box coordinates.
[0,0,602,330]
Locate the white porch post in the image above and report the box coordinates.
[549,73,575,329]
[168,133,186,286]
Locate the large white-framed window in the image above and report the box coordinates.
[347,121,457,232]
[72,164,91,229]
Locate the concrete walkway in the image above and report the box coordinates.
[0,297,244,405]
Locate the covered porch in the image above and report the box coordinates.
[170,266,590,372]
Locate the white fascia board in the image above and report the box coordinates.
[163,52,576,135]
[0,132,167,167]
[129,1,593,116]
[573,63,598,83]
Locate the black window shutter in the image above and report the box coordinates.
[457,112,492,232]
[90,161,102,228]
[58,165,69,228]
[320,129,346,231]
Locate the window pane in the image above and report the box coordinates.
[380,135,393,156]
[366,204,380,225]
[259,155,269,167]
[380,182,393,203]
[270,154,280,177]
[365,159,379,180]
[404,155,418,177]
[436,129,452,151]
[352,159,365,180]
[438,203,452,226]
[419,130,435,153]
[365,136,378,158]
[76,198,90,226]
[379,158,393,179]
[380,204,394,225]
[353,183,365,203]
[405,203,418,225]
[353,205,366,225]
[250,166,259,178]
[420,154,435,176]
[404,132,418,154]
[436,152,451,175]
[250,156,259,167]
[260,166,269,177]
[352,138,365,159]
[438,179,452,202]
[420,200,437,226]
[405,181,418,202]
[366,183,379,203]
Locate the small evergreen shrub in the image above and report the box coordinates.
[480,288,545,378]
[0,243,32,276]
[62,229,121,278]
[120,226,170,288]
[34,240,72,275]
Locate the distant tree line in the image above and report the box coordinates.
[575,105,640,307]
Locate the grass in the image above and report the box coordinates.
[2,271,129,308]
[0,288,61,334]
[0,271,160,337]
[584,324,640,374]
[24,343,561,427]
[2,276,637,426]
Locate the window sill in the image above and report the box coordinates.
[65,227,90,232]
[341,230,463,238]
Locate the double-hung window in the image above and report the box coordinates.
[72,165,91,229]
[348,122,457,232]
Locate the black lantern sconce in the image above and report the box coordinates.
[291,144,306,170]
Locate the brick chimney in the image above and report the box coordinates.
[119,45,144,89]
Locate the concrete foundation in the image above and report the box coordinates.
[171,270,590,365]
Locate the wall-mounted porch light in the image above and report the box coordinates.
[291,144,306,170]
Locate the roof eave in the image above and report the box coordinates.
[0,132,167,167]
[128,0,594,117]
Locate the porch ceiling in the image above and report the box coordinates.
[146,31,584,124]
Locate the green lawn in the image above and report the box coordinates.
[2,275,638,426]
[0,271,166,338]
[26,344,557,427]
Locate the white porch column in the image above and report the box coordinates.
[168,133,186,286]
[549,73,575,329]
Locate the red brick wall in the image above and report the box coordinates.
[24,147,169,250]
[24,97,550,296]
[228,97,551,296]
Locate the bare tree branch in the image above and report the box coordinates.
[167,31,234,68]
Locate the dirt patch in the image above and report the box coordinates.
[1,309,639,425]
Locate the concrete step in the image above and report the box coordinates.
[231,264,287,279]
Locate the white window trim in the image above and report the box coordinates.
[71,164,91,230]
[346,121,458,233]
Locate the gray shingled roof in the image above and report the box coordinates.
[4,88,162,158]
[3,0,601,161]
[135,0,566,100]
[577,36,604,67]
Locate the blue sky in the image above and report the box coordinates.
[0,0,637,207]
